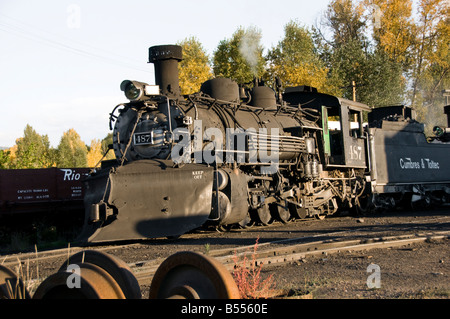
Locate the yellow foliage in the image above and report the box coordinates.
[368,0,414,63]
[57,128,88,168]
[7,144,17,162]
[271,62,334,95]
[177,37,212,95]
[87,139,103,168]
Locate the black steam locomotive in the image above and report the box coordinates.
[77,45,450,243]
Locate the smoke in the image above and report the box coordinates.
[423,101,447,137]
[239,27,262,76]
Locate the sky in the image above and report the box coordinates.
[0,0,332,148]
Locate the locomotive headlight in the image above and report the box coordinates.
[120,80,160,101]
[125,82,140,100]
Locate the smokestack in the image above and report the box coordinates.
[148,45,183,97]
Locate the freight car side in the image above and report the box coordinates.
[0,167,90,215]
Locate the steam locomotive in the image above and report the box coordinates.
[77,45,450,243]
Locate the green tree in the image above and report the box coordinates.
[177,37,213,95]
[358,48,406,107]
[213,26,266,84]
[316,0,372,101]
[327,38,367,100]
[56,128,88,168]
[324,0,367,45]
[12,125,54,168]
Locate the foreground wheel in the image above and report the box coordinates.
[149,251,240,299]
[58,250,141,299]
[33,263,125,299]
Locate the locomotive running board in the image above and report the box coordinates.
[76,160,213,243]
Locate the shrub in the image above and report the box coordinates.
[232,237,276,298]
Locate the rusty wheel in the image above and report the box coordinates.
[0,265,30,299]
[149,251,240,299]
[58,250,141,299]
[33,263,125,299]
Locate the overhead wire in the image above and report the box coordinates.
[0,13,151,74]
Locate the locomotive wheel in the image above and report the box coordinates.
[149,251,240,299]
[33,263,125,299]
[217,224,232,232]
[58,250,141,299]
[354,193,375,215]
[252,204,272,226]
[0,265,31,299]
[238,212,254,229]
[270,202,291,224]
[288,203,307,219]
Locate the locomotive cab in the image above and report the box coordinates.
[327,98,370,169]
[283,87,370,169]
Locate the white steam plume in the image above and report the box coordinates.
[239,27,262,76]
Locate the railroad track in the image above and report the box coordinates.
[1,212,449,299]
[130,229,450,285]
[2,214,449,283]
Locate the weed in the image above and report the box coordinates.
[204,243,211,255]
[232,237,276,299]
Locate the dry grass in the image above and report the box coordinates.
[1,245,43,298]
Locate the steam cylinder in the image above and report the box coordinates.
[249,86,277,110]
[200,78,240,103]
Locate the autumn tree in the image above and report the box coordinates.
[367,0,414,66]
[213,26,266,84]
[424,14,450,105]
[267,20,336,94]
[177,37,213,95]
[315,0,405,106]
[10,125,54,169]
[0,150,11,169]
[408,0,449,132]
[56,128,88,168]
[86,139,103,167]
[86,133,118,167]
[101,132,116,161]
